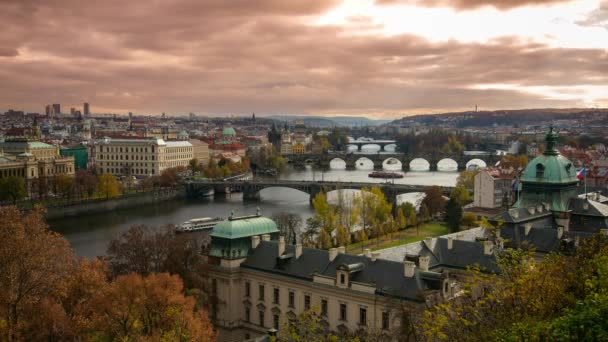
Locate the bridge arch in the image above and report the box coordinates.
[437,158,458,172]
[355,157,374,170]
[382,158,402,171]
[329,158,346,170]
[409,158,430,171]
[384,144,397,152]
[346,144,359,152]
[466,158,487,170]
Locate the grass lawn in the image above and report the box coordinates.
[347,222,449,253]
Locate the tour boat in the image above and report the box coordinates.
[368,171,404,179]
[176,217,224,233]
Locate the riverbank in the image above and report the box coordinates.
[44,187,185,220]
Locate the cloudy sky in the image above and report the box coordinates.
[1,0,607,118]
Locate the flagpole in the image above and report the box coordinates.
[585,165,587,199]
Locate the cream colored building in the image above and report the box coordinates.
[205,213,454,342]
[473,169,516,208]
[189,139,210,166]
[0,139,75,181]
[92,137,193,177]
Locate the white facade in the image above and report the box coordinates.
[92,137,193,177]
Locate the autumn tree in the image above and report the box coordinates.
[97,173,120,199]
[456,170,479,191]
[0,176,27,204]
[462,212,477,228]
[74,169,97,198]
[0,206,75,341]
[450,185,471,206]
[53,173,73,199]
[421,186,447,218]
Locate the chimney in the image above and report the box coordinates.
[364,248,372,258]
[524,223,532,236]
[536,204,543,213]
[295,244,302,259]
[329,248,338,262]
[262,234,270,242]
[527,207,536,215]
[583,202,589,211]
[338,246,346,254]
[575,235,580,247]
[557,226,564,239]
[404,261,416,278]
[371,252,380,262]
[509,208,519,219]
[447,237,454,250]
[483,240,494,255]
[495,228,502,238]
[419,255,430,271]
[278,236,285,256]
[252,235,260,249]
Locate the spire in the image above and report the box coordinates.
[544,125,559,156]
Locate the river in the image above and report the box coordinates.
[49,167,459,257]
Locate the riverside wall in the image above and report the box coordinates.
[44,188,185,220]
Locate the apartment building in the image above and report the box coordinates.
[91,137,193,177]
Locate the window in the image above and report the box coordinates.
[245,307,250,322]
[288,291,295,308]
[245,282,250,297]
[273,314,280,329]
[259,310,265,327]
[259,284,265,301]
[340,274,345,284]
[340,303,347,321]
[359,308,367,326]
[536,163,545,178]
[304,295,311,311]
[273,288,280,304]
[382,312,389,330]
[321,299,328,317]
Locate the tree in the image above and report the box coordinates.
[456,170,479,191]
[159,168,179,187]
[0,206,75,341]
[336,225,350,247]
[421,186,447,218]
[273,212,303,245]
[400,202,417,228]
[444,197,463,233]
[97,173,120,199]
[462,212,477,227]
[188,158,202,173]
[0,176,27,204]
[53,173,73,199]
[276,308,337,341]
[450,185,471,206]
[74,169,97,198]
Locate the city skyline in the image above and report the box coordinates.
[1,0,607,118]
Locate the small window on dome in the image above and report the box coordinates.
[565,163,572,173]
[536,163,545,178]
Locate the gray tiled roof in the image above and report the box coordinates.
[570,198,608,217]
[241,241,442,302]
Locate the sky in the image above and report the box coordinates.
[0,0,607,118]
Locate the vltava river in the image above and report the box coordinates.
[49,167,458,257]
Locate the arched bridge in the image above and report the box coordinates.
[184,179,454,207]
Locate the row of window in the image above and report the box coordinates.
[97,154,155,161]
[245,282,390,330]
[99,146,154,153]
[99,167,155,175]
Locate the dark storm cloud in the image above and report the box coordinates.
[0,0,605,116]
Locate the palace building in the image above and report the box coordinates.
[205,211,458,341]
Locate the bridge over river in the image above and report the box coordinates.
[184,179,454,207]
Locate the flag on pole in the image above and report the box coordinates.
[577,168,587,180]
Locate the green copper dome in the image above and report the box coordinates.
[210,216,278,239]
[520,127,577,184]
[222,126,236,136]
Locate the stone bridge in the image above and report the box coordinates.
[285,152,499,171]
[184,179,453,207]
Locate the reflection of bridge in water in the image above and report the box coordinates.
[184,179,454,207]
[285,152,498,171]
[347,139,396,152]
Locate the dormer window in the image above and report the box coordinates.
[340,274,345,284]
[536,163,545,178]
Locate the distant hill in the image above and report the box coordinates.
[390,108,608,127]
[267,115,390,127]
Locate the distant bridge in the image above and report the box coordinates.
[184,179,454,207]
[284,151,499,171]
[347,139,396,152]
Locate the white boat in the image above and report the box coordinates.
[176,217,224,233]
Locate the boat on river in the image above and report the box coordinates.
[176,217,224,233]
[368,171,404,179]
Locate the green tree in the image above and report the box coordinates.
[97,173,121,199]
[0,176,27,204]
[462,212,477,227]
[456,170,479,191]
[450,185,471,206]
[444,197,463,233]
[53,173,73,199]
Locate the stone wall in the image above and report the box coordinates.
[44,188,185,220]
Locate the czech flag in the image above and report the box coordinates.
[577,168,587,180]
